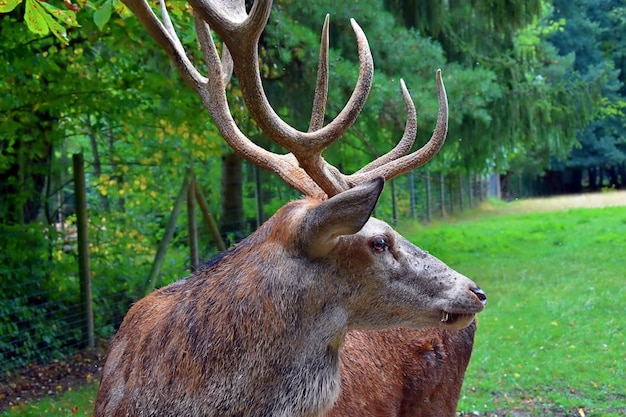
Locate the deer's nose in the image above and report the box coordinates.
[471,287,487,306]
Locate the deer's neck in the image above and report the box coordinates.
[179,245,347,417]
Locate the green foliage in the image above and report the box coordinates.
[408,205,626,415]
[547,0,626,180]
[0,0,225,370]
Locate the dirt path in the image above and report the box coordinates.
[0,348,104,411]
[505,190,626,213]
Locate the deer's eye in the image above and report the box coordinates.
[371,236,390,253]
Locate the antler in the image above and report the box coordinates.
[122,0,448,199]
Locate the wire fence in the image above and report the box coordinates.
[0,170,498,377]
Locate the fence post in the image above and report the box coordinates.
[187,175,199,270]
[468,173,474,208]
[409,171,416,221]
[72,153,94,349]
[439,172,445,217]
[193,181,227,252]
[459,172,465,212]
[426,172,432,222]
[448,174,455,214]
[145,167,192,295]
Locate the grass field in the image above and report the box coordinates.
[2,192,625,417]
[409,193,626,416]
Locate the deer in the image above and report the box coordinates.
[94,0,487,416]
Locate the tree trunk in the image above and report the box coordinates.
[194,181,226,252]
[86,115,110,213]
[73,153,94,349]
[618,162,626,188]
[588,166,598,191]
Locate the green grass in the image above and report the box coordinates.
[406,205,626,416]
[0,383,97,416]
[2,201,625,416]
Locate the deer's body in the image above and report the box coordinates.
[97,1,487,415]
[328,323,476,417]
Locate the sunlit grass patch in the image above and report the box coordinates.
[408,205,626,416]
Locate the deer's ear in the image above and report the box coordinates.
[300,177,384,258]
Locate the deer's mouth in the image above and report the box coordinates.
[440,311,475,329]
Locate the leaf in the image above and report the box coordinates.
[93,0,113,31]
[41,5,68,44]
[40,2,80,28]
[24,0,48,36]
[0,0,21,13]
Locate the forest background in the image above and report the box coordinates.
[0,0,625,385]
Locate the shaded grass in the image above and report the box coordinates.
[406,205,626,416]
[0,383,97,416]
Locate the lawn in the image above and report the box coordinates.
[407,196,626,416]
[2,193,625,417]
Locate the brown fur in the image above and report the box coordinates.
[95,180,485,417]
[328,322,476,417]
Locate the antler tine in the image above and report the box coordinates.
[308,14,330,133]
[347,70,448,185]
[122,0,327,198]
[221,46,234,86]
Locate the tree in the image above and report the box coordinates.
[0,0,228,368]
[546,0,626,192]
